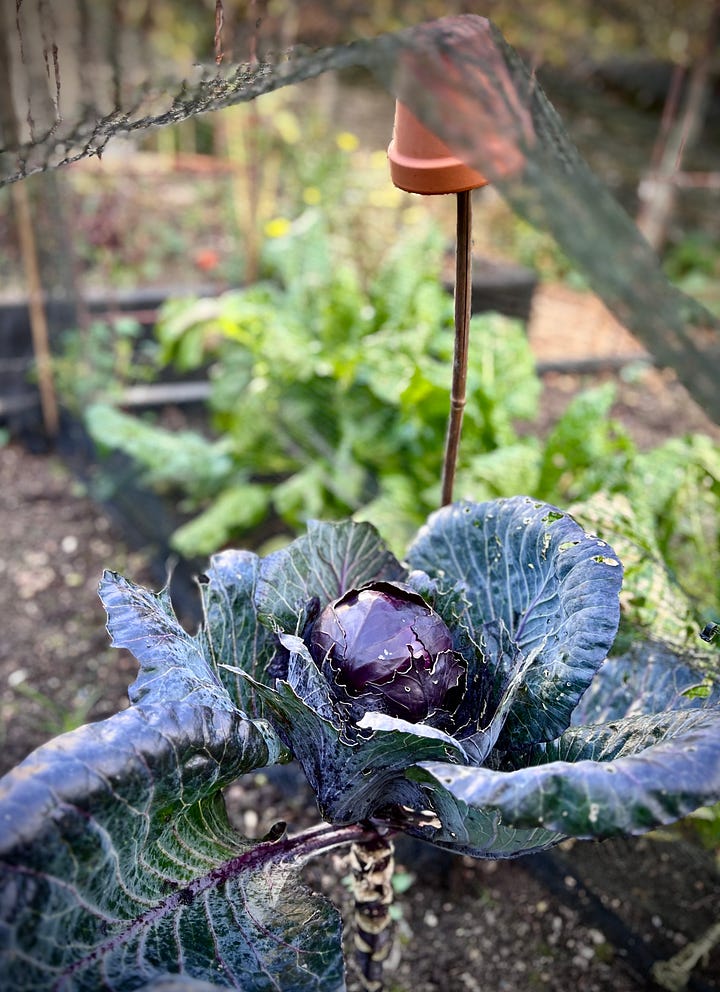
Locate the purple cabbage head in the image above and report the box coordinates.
[308,581,464,722]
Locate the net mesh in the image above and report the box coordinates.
[2,0,718,424]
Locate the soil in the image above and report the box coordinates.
[2,291,720,991]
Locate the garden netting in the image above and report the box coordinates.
[2,0,719,426]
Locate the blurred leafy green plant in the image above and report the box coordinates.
[217,85,417,285]
[462,390,720,626]
[663,232,720,316]
[686,803,720,859]
[53,316,158,411]
[10,678,101,737]
[88,213,538,556]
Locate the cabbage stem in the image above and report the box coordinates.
[350,832,396,992]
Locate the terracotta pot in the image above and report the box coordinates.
[387,101,488,195]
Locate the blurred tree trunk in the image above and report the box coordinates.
[0,1,20,152]
[636,0,720,251]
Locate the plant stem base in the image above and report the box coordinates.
[350,833,396,992]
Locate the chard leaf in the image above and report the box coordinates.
[0,701,347,991]
[251,640,465,824]
[255,519,404,632]
[198,550,278,716]
[406,496,623,745]
[413,706,720,841]
[170,483,270,559]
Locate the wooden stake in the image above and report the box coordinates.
[441,189,473,506]
[12,181,60,437]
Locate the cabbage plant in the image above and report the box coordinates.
[1,496,719,992]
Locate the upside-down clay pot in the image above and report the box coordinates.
[387,101,488,195]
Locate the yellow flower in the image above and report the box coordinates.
[369,186,403,208]
[302,186,322,206]
[274,109,301,145]
[402,205,427,225]
[335,131,359,152]
[264,217,292,238]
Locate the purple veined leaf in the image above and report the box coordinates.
[99,567,282,730]
[197,549,278,717]
[406,496,623,747]
[458,619,546,765]
[398,772,567,860]
[404,638,720,856]
[357,712,469,760]
[135,979,230,991]
[135,978,230,992]
[572,639,720,724]
[99,569,234,712]
[518,709,720,766]
[0,567,345,991]
[0,700,353,992]
[411,703,720,851]
[255,520,404,634]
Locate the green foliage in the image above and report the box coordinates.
[664,233,720,316]
[10,679,100,737]
[569,433,720,632]
[88,215,540,557]
[460,390,720,630]
[171,483,271,558]
[665,232,720,282]
[506,217,588,287]
[88,403,235,503]
[536,383,635,498]
[569,492,709,656]
[633,436,720,614]
[53,317,158,411]
[686,803,720,855]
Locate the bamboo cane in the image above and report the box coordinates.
[441,189,473,506]
[12,181,60,437]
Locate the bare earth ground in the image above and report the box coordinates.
[1,288,720,991]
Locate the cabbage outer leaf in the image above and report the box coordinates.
[409,645,720,852]
[406,496,624,746]
[0,571,347,992]
[256,519,404,633]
